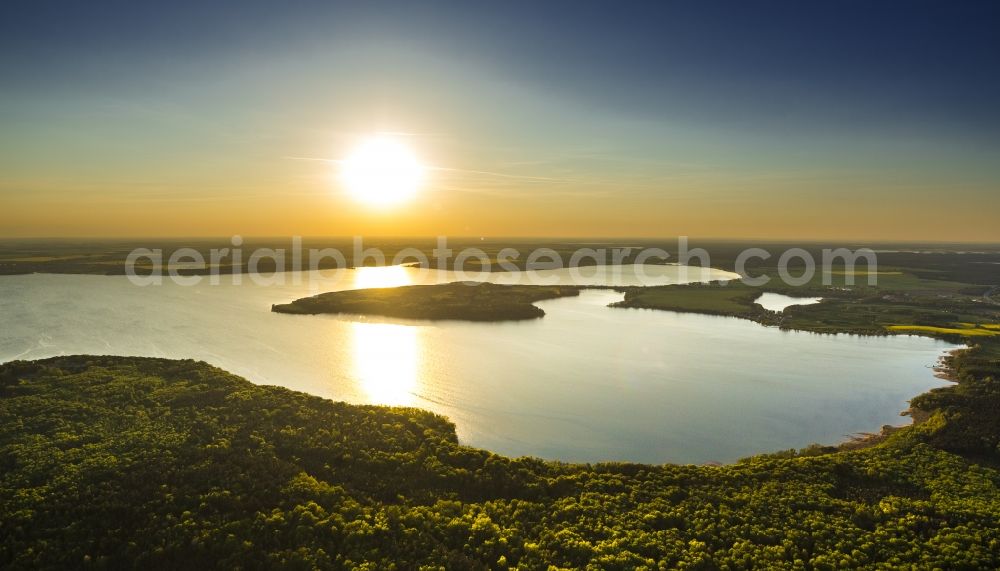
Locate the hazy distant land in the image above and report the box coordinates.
[4,238,1000,285]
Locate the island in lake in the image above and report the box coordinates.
[272,281,581,321]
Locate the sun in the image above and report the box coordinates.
[339,134,425,206]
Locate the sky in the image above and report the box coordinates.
[1,0,999,241]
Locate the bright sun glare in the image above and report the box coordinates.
[340,134,425,206]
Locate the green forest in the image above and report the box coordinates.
[2,355,999,570]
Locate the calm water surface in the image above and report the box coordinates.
[0,266,955,464]
[755,292,824,312]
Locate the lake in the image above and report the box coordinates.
[755,292,824,312]
[0,265,955,464]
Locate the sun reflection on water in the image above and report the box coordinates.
[351,322,421,406]
[351,265,413,290]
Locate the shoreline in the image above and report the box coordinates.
[933,346,967,383]
[1,265,991,465]
[835,344,969,453]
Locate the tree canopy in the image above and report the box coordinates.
[2,356,999,569]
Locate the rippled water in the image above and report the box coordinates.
[0,265,955,464]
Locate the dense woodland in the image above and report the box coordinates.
[2,355,999,570]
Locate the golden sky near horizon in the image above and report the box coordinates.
[2,127,998,242]
[3,157,999,241]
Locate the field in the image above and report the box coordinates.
[886,324,1000,337]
